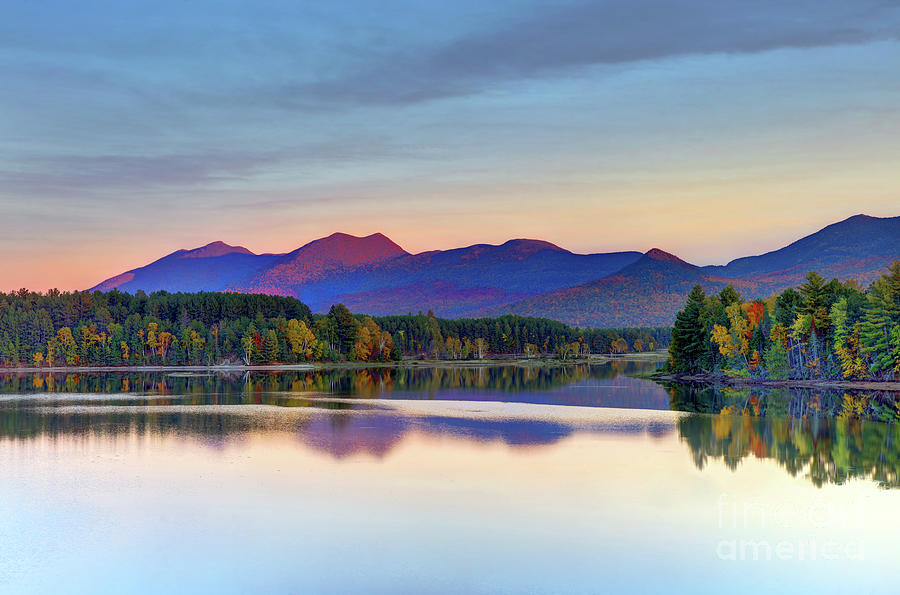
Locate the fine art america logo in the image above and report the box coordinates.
[715,493,866,562]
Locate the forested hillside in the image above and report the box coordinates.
[494,249,745,327]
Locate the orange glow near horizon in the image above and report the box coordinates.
[4,3,899,292]
[2,202,897,292]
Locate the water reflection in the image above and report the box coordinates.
[666,382,900,423]
[1,364,899,489]
[666,383,900,488]
[0,400,674,459]
[2,366,899,593]
[0,361,669,407]
[0,361,659,404]
[0,362,670,461]
[678,411,900,488]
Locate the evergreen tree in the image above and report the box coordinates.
[763,341,790,379]
[798,272,828,318]
[718,285,742,308]
[264,330,279,363]
[774,288,801,327]
[669,285,707,374]
[861,263,900,376]
[327,304,360,356]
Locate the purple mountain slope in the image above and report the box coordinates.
[91,242,279,293]
[90,215,900,326]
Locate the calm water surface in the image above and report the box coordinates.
[0,362,898,593]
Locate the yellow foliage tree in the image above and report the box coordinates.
[352,317,382,362]
[711,304,751,368]
[157,332,174,362]
[285,319,316,360]
[835,324,868,379]
[56,327,79,365]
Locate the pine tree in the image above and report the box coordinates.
[669,285,707,374]
[763,340,790,379]
[718,285,742,308]
[861,263,900,376]
[799,272,827,317]
[264,330,279,363]
[773,288,801,327]
[327,304,359,356]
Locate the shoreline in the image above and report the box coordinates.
[654,373,900,393]
[0,351,668,374]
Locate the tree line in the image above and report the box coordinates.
[373,313,669,360]
[0,289,670,367]
[667,261,900,381]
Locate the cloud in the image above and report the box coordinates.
[0,137,417,197]
[279,0,900,106]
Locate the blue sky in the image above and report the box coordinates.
[2,0,899,289]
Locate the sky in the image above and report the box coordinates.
[2,0,899,290]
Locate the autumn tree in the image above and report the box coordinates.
[445,336,463,360]
[285,319,316,361]
[472,337,487,360]
[157,331,174,362]
[0,288,672,368]
[832,297,867,378]
[711,303,752,370]
[55,327,79,366]
[241,323,260,365]
[188,330,206,365]
[352,317,378,361]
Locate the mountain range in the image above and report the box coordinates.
[91,214,900,327]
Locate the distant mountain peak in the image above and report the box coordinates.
[716,213,900,279]
[295,232,408,260]
[179,241,254,259]
[501,239,569,253]
[226,232,410,294]
[821,213,882,231]
[643,248,695,267]
[87,214,900,327]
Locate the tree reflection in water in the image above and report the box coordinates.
[668,382,900,488]
[2,366,900,488]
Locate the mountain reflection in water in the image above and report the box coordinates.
[1,362,899,488]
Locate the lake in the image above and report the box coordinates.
[0,361,898,594]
